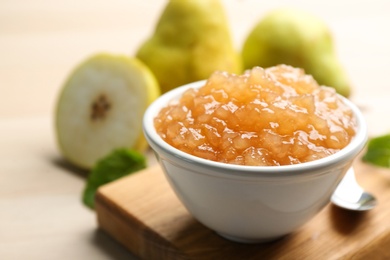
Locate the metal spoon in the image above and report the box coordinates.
[331,168,377,211]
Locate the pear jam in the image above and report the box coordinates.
[154,65,357,166]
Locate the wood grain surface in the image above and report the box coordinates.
[96,157,390,259]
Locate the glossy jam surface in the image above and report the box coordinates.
[154,65,357,166]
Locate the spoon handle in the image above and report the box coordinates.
[331,168,376,211]
[333,168,362,201]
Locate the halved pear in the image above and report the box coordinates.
[55,53,160,170]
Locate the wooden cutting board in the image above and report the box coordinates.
[95,158,390,259]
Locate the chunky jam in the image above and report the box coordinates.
[154,65,357,166]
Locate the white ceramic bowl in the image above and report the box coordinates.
[143,80,367,243]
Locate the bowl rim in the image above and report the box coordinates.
[143,80,368,177]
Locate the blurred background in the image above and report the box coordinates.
[1,0,390,259]
[1,0,390,135]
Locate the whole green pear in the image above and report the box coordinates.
[136,0,242,94]
[242,8,351,97]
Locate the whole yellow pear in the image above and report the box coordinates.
[242,8,351,97]
[136,0,242,94]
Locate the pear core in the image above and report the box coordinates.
[91,94,111,121]
[154,65,357,166]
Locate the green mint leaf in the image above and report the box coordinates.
[362,134,390,168]
[82,148,146,209]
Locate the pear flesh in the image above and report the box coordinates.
[242,8,351,97]
[136,0,242,94]
[55,53,160,169]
